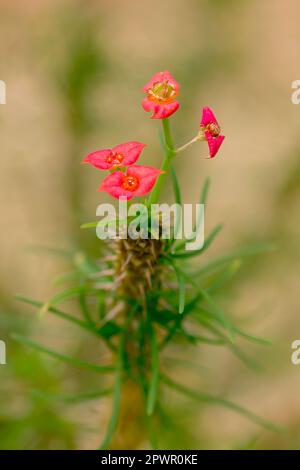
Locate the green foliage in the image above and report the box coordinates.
[14,163,282,448]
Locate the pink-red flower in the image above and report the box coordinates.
[142,71,180,119]
[82,141,145,170]
[200,107,225,158]
[98,166,162,200]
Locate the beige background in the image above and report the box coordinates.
[0,0,300,449]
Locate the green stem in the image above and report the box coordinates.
[148,118,175,205]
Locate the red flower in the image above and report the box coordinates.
[98,166,163,200]
[142,71,180,119]
[82,141,145,170]
[200,107,225,158]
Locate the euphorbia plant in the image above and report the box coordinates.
[14,71,282,449]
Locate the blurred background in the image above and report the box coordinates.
[0,0,300,449]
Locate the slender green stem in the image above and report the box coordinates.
[148,118,175,205]
[176,134,200,153]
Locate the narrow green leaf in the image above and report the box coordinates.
[235,328,272,346]
[169,261,186,314]
[147,324,159,416]
[194,312,267,371]
[31,388,112,403]
[54,270,83,286]
[162,375,285,433]
[146,412,158,450]
[207,259,242,293]
[229,342,264,372]
[195,307,271,347]
[198,288,235,342]
[81,221,98,229]
[81,218,127,230]
[194,243,277,278]
[171,177,210,253]
[200,177,211,205]
[172,224,223,258]
[25,245,72,258]
[43,286,86,308]
[170,165,182,241]
[11,333,113,374]
[79,290,94,326]
[15,294,97,335]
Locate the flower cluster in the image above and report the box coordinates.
[83,71,225,200]
[82,141,161,200]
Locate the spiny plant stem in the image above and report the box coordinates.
[148,118,175,205]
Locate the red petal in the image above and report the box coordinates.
[143,71,180,94]
[127,166,162,196]
[151,101,179,119]
[205,132,225,158]
[82,149,112,170]
[201,107,219,127]
[143,71,179,93]
[98,172,135,200]
[142,97,155,112]
[112,141,145,166]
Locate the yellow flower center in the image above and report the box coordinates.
[148,80,177,104]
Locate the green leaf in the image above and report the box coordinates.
[169,260,186,314]
[79,290,94,326]
[162,375,285,433]
[81,218,128,229]
[199,177,211,205]
[53,270,83,286]
[194,312,266,371]
[207,259,242,293]
[235,328,272,346]
[170,165,182,240]
[25,245,73,258]
[147,323,159,416]
[23,285,100,316]
[15,295,97,335]
[197,288,235,342]
[31,388,112,403]
[194,243,277,278]
[160,321,225,347]
[171,177,211,253]
[97,321,122,339]
[11,333,114,374]
[152,309,178,325]
[172,224,223,258]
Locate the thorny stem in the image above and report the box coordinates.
[148,118,176,205]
